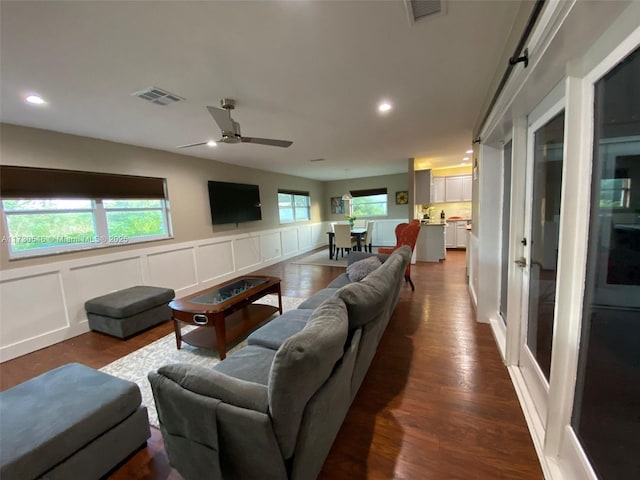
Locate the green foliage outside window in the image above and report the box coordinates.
[351,194,387,217]
[1,198,169,256]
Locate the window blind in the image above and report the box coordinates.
[0,165,166,199]
[350,188,387,197]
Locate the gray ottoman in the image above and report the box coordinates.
[85,285,175,338]
[0,363,150,480]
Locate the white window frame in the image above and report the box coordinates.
[277,191,310,224]
[1,197,172,259]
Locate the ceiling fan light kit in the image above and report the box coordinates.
[177,98,292,149]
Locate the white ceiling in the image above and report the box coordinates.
[0,1,522,181]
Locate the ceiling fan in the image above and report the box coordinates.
[177,99,293,149]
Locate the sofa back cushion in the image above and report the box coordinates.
[337,279,387,329]
[268,296,348,459]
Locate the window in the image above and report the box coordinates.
[350,188,388,217]
[0,166,171,258]
[600,177,631,208]
[103,199,168,240]
[278,190,310,223]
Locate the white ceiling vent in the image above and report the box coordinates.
[132,87,183,106]
[405,0,446,24]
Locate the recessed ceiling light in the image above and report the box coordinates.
[378,102,392,113]
[25,94,46,105]
[466,149,473,154]
[463,157,469,161]
[207,140,217,147]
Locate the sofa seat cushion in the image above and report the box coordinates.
[85,285,175,318]
[268,296,349,459]
[247,309,314,350]
[0,363,143,480]
[296,288,338,310]
[213,345,277,385]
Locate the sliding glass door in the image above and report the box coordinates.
[571,46,640,480]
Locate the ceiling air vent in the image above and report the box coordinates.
[132,87,184,106]
[405,0,445,24]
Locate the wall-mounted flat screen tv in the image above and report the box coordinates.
[208,181,262,225]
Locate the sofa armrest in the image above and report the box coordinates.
[152,363,269,413]
[347,251,390,266]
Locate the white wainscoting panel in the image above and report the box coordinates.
[0,222,326,361]
[234,236,262,271]
[67,257,144,323]
[196,241,235,284]
[281,228,299,256]
[147,248,198,293]
[0,272,68,356]
[372,219,406,247]
[261,232,282,262]
[310,223,325,247]
[297,225,313,250]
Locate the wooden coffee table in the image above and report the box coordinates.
[169,275,282,359]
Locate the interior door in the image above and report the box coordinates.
[517,90,565,422]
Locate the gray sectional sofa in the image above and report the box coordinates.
[148,245,412,480]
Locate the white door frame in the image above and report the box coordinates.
[517,81,566,429]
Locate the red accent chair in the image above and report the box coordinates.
[378,220,421,290]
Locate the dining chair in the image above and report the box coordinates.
[334,223,356,259]
[353,219,367,229]
[378,219,421,290]
[363,221,374,252]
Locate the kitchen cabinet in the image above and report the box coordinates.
[456,222,468,248]
[430,174,471,203]
[445,176,463,202]
[445,222,456,247]
[431,176,445,203]
[445,220,468,249]
[415,169,432,205]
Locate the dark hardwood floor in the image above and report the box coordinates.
[0,249,542,479]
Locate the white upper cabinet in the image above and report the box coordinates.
[431,177,445,203]
[445,176,464,202]
[430,174,472,203]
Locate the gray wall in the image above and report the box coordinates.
[323,173,410,221]
[0,123,325,270]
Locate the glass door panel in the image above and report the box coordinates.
[572,46,640,480]
[526,112,565,382]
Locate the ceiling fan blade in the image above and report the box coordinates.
[206,106,234,133]
[176,141,209,149]
[241,137,293,148]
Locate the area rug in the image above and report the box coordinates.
[99,294,304,428]
[292,249,348,267]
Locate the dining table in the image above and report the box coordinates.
[327,227,367,259]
